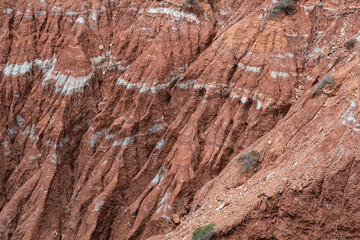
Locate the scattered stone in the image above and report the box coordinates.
[97,102,105,112]
[172,214,181,224]
[216,202,229,211]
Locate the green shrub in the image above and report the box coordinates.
[193,223,215,240]
[311,75,335,97]
[344,38,357,50]
[239,150,260,172]
[258,192,268,198]
[188,0,199,4]
[270,0,298,18]
[183,0,203,15]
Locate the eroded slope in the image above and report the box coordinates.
[0,0,359,239]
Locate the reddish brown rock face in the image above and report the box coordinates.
[1,0,360,239]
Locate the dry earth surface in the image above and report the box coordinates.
[0,0,359,239]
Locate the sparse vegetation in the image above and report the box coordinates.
[344,38,357,50]
[193,223,215,240]
[184,0,203,15]
[239,150,261,173]
[270,0,298,18]
[258,192,268,198]
[311,75,335,97]
[188,0,199,5]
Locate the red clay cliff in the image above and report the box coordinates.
[0,0,359,239]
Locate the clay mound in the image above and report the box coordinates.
[0,0,360,239]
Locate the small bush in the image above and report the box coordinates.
[311,75,335,97]
[183,0,203,15]
[344,38,357,50]
[239,150,260,173]
[188,0,199,4]
[258,192,268,198]
[193,223,215,240]
[270,0,298,18]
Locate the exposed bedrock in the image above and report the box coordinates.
[0,0,359,239]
